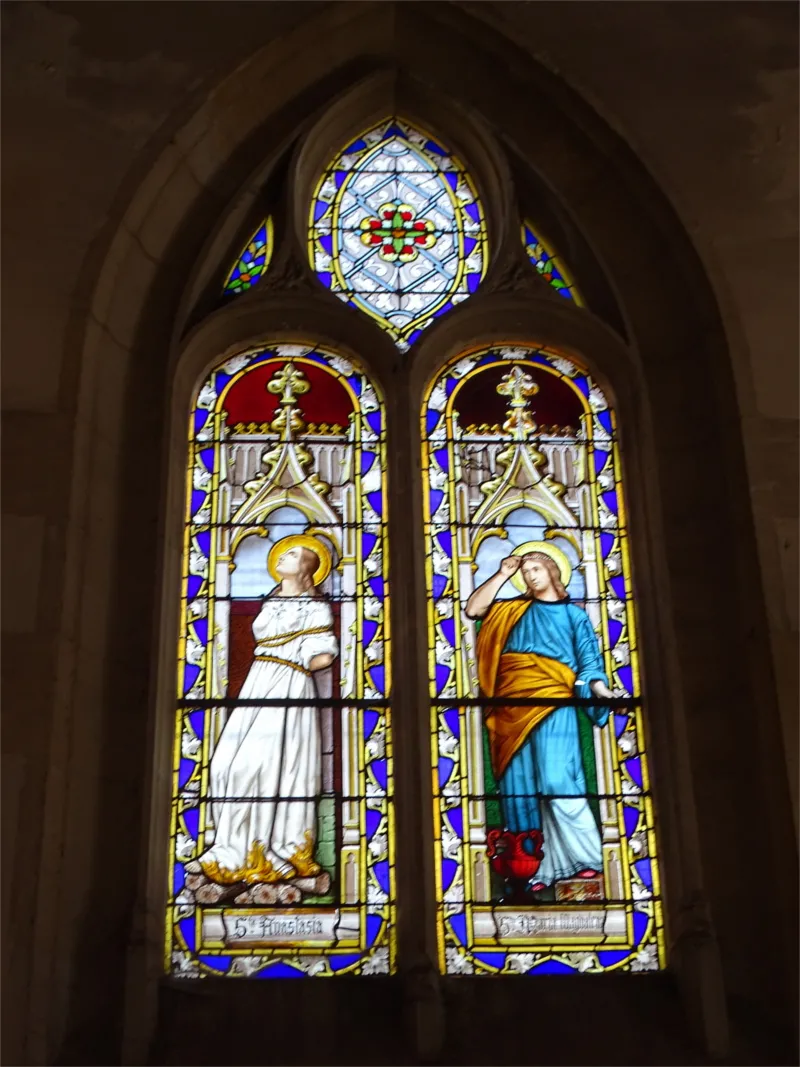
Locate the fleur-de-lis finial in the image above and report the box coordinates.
[267,361,310,437]
[496,365,539,437]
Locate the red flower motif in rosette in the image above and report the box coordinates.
[360,202,437,263]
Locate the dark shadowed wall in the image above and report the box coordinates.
[2,3,796,1065]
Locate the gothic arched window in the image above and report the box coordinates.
[423,345,663,974]
[170,345,393,978]
[166,107,664,983]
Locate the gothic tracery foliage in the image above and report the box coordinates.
[521,221,582,304]
[223,218,274,295]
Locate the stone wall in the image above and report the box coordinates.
[2,3,796,1064]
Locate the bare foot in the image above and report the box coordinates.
[577,869,598,879]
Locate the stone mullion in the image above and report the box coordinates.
[384,360,445,1056]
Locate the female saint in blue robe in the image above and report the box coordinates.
[467,550,614,890]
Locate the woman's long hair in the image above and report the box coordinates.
[266,546,322,597]
[522,551,568,599]
[297,547,321,595]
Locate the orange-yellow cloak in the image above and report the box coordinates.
[476,599,576,779]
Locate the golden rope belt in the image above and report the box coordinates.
[253,654,311,677]
[254,624,332,649]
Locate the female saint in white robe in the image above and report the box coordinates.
[199,539,338,885]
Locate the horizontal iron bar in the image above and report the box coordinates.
[177,697,641,709]
[437,792,651,802]
[437,898,660,909]
[177,698,390,708]
[170,895,396,908]
[173,794,390,803]
[431,697,642,708]
[172,791,644,803]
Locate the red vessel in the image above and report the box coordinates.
[487,829,545,901]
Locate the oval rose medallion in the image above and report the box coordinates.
[309,118,488,351]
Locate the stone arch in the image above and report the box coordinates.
[287,69,515,280]
[34,4,794,1065]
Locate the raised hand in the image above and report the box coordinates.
[499,556,522,578]
[466,555,521,619]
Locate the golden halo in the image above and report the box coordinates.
[267,534,332,586]
[509,540,573,593]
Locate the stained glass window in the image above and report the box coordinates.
[223,218,274,295]
[522,222,582,305]
[309,118,488,351]
[423,345,664,975]
[169,344,394,978]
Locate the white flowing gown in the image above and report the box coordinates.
[199,594,338,885]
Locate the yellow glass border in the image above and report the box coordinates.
[222,216,275,294]
[307,116,489,346]
[521,220,584,307]
[168,343,395,977]
[422,342,665,975]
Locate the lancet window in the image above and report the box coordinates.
[423,345,664,974]
[170,345,393,978]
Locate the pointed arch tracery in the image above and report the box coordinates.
[166,67,664,987]
[38,7,778,1057]
[308,117,488,351]
[222,218,274,296]
[522,220,583,305]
